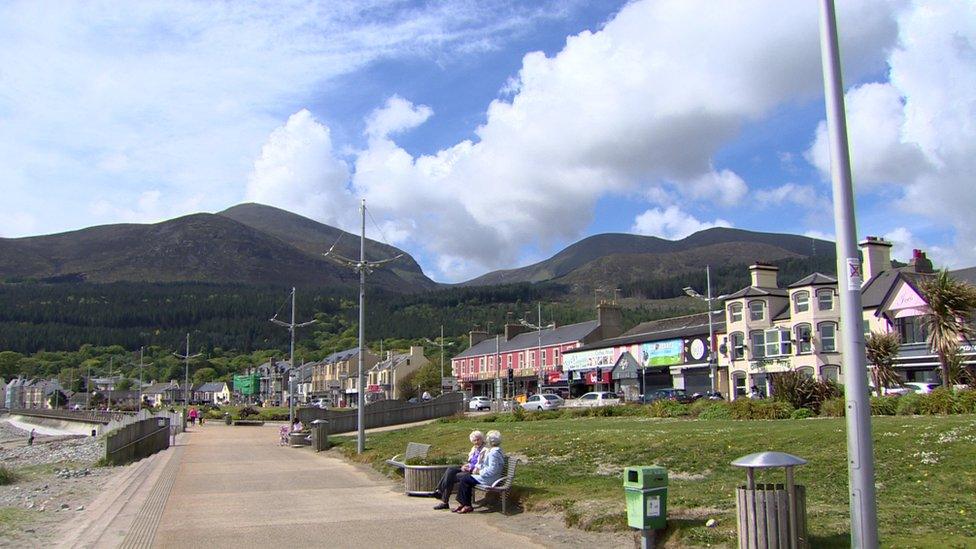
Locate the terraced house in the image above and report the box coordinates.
[310,347,379,407]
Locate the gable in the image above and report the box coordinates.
[882,279,930,319]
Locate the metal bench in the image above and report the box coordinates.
[385,442,431,469]
[474,457,518,514]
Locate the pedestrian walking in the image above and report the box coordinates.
[27,428,36,446]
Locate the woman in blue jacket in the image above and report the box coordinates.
[453,430,504,514]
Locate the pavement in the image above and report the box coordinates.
[143,423,550,548]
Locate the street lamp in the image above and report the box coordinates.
[424,325,456,394]
[520,303,554,395]
[683,265,727,394]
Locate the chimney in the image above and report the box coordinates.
[469,330,488,348]
[597,301,624,339]
[859,236,893,281]
[909,248,934,274]
[749,263,779,288]
[505,323,529,341]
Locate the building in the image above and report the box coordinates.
[143,381,181,407]
[366,346,429,402]
[255,358,291,405]
[564,312,726,400]
[452,302,624,398]
[310,348,380,407]
[194,382,231,405]
[288,362,315,404]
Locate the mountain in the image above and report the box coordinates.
[462,228,833,288]
[0,206,436,292]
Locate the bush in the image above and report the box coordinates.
[919,388,960,415]
[895,393,922,415]
[770,371,842,414]
[958,389,976,414]
[646,400,690,418]
[237,406,259,419]
[404,455,465,466]
[0,466,16,486]
[511,405,527,422]
[870,396,898,416]
[729,399,794,420]
[819,398,845,417]
[791,408,814,420]
[523,410,562,421]
[691,401,732,420]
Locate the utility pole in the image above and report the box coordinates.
[108,356,113,411]
[174,333,202,411]
[520,303,554,395]
[271,287,317,425]
[684,267,725,394]
[324,198,401,454]
[138,347,144,410]
[819,1,878,546]
[424,326,455,395]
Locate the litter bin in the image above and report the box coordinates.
[731,452,808,549]
[623,466,668,531]
[311,419,329,452]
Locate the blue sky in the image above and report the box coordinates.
[1,1,974,282]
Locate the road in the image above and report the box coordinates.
[150,423,547,548]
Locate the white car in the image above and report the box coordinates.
[904,382,940,394]
[522,394,565,411]
[468,396,492,411]
[566,391,621,407]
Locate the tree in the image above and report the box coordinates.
[193,367,217,384]
[919,270,976,388]
[865,331,902,396]
[410,363,442,397]
[115,377,134,391]
[48,390,68,409]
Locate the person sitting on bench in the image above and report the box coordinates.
[432,430,485,510]
[453,430,504,514]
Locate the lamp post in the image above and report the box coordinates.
[424,325,456,394]
[270,287,317,424]
[174,333,202,412]
[520,303,554,395]
[683,266,726,394]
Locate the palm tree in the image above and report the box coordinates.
[865,331,901,396]
[919,270,976,388]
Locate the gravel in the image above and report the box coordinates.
[0,435,102,468]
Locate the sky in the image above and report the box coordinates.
[1,0,975,283]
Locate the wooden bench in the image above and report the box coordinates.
[385,442,431,469]
[474,457,518,514]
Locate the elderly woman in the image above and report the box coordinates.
[453,429,504,514]
[432,430,485,510]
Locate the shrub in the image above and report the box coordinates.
[919,388,959,415]
[404,455,465,466]
[771,371,842,413]
[791,408,814,420]
[647,400,690,418]
[0,466,16,486]
[819,398,846,417]
[895,393,922,415]
[511,405,527,422]
[237,406,259,419]
[523,410,562,421]
[958,389,976,414]
[729,399,793,420]
[692,401,732,420]
[870,396,898,416]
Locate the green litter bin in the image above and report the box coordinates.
[623,466,668,530]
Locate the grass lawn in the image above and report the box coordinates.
[334,414,976,547]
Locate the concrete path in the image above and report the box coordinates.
[151,423,546,549]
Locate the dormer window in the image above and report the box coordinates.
[749,300,765,321]
[793,291,810,313]
[729,303,743,322]
[817,289,834,311]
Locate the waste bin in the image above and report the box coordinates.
[623,466,668,530]
[731,452,808,549]
[311,419,329,452]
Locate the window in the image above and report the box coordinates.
[795,324,812,354]
[793,291,810,313]
[729,303,743,322]
[730,332,745,360]
[750,330,766,359]
[797,366,815,379]
[895,316,927,344]
[518,353,524,368]
[507,355,512,368]
[764,329,792,357]
[821,365,840,382]
[733,372,747,397]
[862,319,871,337]
[541,349,547,367]
[479,357,485,372]
[818,322,837,352]
[817,289,834,311]
[749,300,765,321]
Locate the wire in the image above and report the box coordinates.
[366,205,394,250]
[270,288,291,321]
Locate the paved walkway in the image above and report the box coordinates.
[150,423,546,548]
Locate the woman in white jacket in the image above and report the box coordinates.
[453,430,504,514]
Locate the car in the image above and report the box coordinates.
[468,396,492,411]
[566,391,620,407]
[904,382,940,394]
[308,398,330,409]
[522,393,565,411]
[640,388,693,404]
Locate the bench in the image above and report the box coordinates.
[473,457,518,514]
[385,442,431,470]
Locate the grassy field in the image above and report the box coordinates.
[334,414,976,548]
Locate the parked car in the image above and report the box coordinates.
[904,382,940,394]
[522,393,565,411]
[640,388,693,404]
[468,396,492,411]
[566,391,620,407]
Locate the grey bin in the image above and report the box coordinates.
[732,452,809,549]
[311,419,330,452]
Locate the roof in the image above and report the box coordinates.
[196,382,227,393]
[724,286,789,299]
[144,381,179,394]
[788,272,837,288]
[570,313,725,352]
[373,352,412,372]
[950,266,976,286]
[454,320,599,359]
[321,347,362,364]
[860,268,928,309]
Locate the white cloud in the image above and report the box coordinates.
[755,183,818,207]
[681,169,748,207]
[630,206,731,240]
[365,96,433,140]
[803,230,835,242]
[245,110,354,226]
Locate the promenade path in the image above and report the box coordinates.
[149,423,546,548]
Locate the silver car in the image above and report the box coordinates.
[468,396,492,411]
[522,393,565,411]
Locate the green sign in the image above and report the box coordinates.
[639,339,683,367]
[233,373,260,396]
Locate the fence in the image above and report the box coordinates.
[10,408,132,425]
[104,417,171,465]
[297,392,464,434]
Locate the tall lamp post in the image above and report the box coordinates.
[270,287,317,425]
[174,333,202,411]
[520,303,554,394]
[683,266,726,394]
[819,1,878,545]
[424,325,455,394]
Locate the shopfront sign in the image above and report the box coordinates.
[584,370,612,384]
[639,339,683,367]
[563,347,615,371]
[547,370,566,384]
[367,384,382,393]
